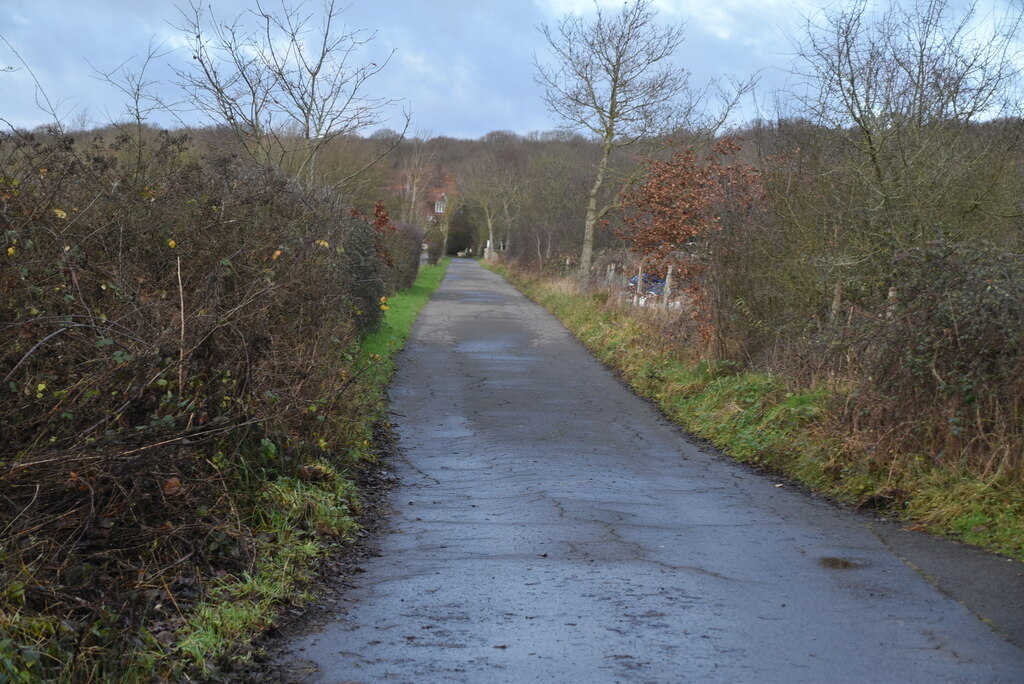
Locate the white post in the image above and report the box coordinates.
[635,263,644,305]
[663,264,674,312]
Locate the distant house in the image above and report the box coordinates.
[385,174,457,226]
[427,175,457,222]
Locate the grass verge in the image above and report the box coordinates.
[490,265,1024,561]
[361,259,449,382]
[166,258,449,677]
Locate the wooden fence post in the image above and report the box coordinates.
[662,264,674,313]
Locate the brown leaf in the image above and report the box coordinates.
[162,477,181,496]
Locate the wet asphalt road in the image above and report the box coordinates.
[283,259,1024,682]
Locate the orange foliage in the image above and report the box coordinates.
[621,138,764,346]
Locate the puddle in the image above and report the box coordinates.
[459,290,504,302]
[819,556,865,570]
[430,414,474,439]
[455,340,515,354]
[454,340,541,370]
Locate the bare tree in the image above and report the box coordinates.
[458,153,504,260]
[174,0,408,185]
[797,0,1021,130]
[457,138,524,260]
[790,0,1024,306]
[794,0,1022,227]
[498,176,521,255]
[482,131,526,256]
[517,142,590,269]
[0,35,69,132]
[535,0,703,281]
[396,130,438,224]
[434,181,457,264]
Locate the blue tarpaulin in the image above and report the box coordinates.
[629,273,665,295]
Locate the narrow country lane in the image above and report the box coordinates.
[281,260,1024,682]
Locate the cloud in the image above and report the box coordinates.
[0,0,834,137]
[533,0,813,46]
[672,0,814,43]
[4,11,31,29]
[398,48,446,84]
[532,0,606,16]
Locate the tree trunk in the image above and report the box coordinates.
[485,209,496,260]
[502,203,513,256]
[439,224,449,264]
[580,143,612,285]
[829,282,843,324]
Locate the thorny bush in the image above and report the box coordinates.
[849,241,1024,470]
[0,126,417,678]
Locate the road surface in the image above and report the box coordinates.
[281,259,1024,682]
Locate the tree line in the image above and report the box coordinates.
[413,0,1024,474]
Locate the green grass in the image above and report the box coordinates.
[154,259,450,679]
[362,260,448,372]
[494,267,1024,561]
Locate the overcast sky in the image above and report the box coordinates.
[0,0,1012,139]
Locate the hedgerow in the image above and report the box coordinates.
[0,126,421,679]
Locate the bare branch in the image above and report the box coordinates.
[534,0,749,280]
[171,0,405,186]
